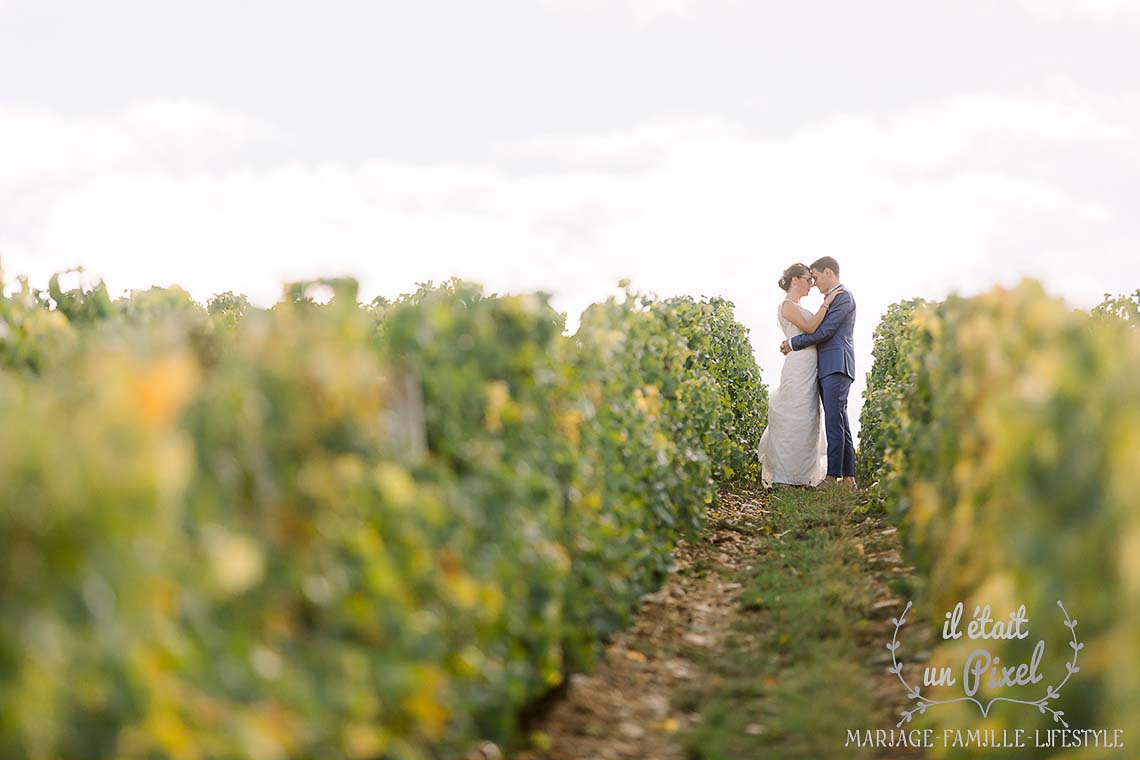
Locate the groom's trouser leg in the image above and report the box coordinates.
[819,373,854,478]
[839,378,855,477]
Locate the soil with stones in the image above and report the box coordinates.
[512,490,773,760]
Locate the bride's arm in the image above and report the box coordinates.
[780,287,843,334]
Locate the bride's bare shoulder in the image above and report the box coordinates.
[779,300,811,318]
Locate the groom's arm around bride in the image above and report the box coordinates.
[784,288,855,358]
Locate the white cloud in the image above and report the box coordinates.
[0,100,275,190]
[1,100,283,299]
[3,93,1139,435]
[1016,0,1140,20]
[540,0,701,26]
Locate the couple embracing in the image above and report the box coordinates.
[757,256,857,488]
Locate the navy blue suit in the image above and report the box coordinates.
[789,286,856,478]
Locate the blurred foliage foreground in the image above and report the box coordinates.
[0,266,768,760]
[857,283,1140,756]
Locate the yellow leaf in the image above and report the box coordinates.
[204,526,265,595]
[442,570,481,610]
[344,723,387,759]
[403,667,450,740]
[484,380,510,432]
[132,352,200,428]
[375,462,415,506]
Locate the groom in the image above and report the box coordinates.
[780,256,857,487]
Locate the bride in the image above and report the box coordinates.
[757,263,842,487]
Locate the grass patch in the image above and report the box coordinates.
[682,485,912,759]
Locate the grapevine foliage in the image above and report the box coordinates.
[859,280,1140,738]
[0,267,767,759]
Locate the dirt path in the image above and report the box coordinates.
[506,485,925,760]
[511,489,770,760]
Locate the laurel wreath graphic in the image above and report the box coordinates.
[889,600,1081,729]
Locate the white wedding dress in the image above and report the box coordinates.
[756,301,827,487]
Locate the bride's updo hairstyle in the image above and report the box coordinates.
[778,263,810,292]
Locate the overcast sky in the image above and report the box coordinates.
[3,0,1140,429]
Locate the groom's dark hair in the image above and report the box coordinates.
[810,256,840,276]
